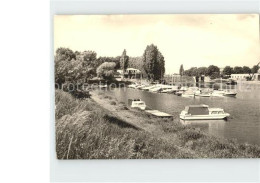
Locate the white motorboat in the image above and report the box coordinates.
[136,84,146,89]
[128,83,138,88]
[223,91,237,97]
[179,86,188,91]
[175,91,184,96]
[128,99,146,110]
[211,90,225,97]
[196,92,211,97]
[180,104,230,120]
[160,86,179,93]
[141,85,156,91]
[182,91,195,98]
[99,84,108,89]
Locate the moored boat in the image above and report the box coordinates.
[223,91,237,97]
[128,99,147,110]
[180,104,230,120]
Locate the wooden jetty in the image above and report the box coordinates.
[145,110,173,118]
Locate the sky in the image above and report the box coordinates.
[54,14,259,74]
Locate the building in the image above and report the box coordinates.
[230,73,260,81]
[115,68,142,80]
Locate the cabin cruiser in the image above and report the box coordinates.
[180,104,230,120]
[128,99,146,110]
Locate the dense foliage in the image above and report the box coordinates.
[96,62,116,80]
[142,44,165,80]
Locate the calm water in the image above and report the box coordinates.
[108,84,260,145]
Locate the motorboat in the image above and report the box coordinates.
[128,99,146,110]
[223,91,237,97]
[175,91,184,96]
[179,104,230,120]
[196,93,211,97]
[128,83,138,88]
[160,86,179,93]
[182,91,195,98]
[211,90,225,97]
[136,84,146,89]
[141,85,156,91]
[99,84,108,89]
[179,86,188,91]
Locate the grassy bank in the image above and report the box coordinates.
[55,90,260,159]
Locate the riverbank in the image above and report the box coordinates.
[55,89,260,159]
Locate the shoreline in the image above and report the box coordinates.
[89,89,260,158]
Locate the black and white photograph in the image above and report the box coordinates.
[54,14,260,159]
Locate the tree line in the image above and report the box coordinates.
[55,44,165,87]
[181,64,259,79]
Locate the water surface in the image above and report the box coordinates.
[108,84,260,145]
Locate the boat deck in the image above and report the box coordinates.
[145,110,173,118]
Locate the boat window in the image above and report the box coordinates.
[211,111,218,114]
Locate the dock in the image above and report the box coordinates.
[145,110,173,118]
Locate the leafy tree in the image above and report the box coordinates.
[97,62,116,80]
[120,49,129,73]
[179,64,184,76]
[142,44,165,80]
[206,65,220,78]
[197,67,207,76]
[233,66,243,74]
[96,56,121,70]
[251,65,259,73]
[223,66,233,76]
[242,66,251,74]
[55,47,76,62]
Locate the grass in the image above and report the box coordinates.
[55,89,260,159]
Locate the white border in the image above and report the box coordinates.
[50,0,260,182]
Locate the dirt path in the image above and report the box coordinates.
[91,91,160,133]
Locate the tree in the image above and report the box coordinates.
[197,67,207,76]
[206,65,220,79]
[96,62,116,80]
[55,47,76,62]
[233,66,243,74]
[120,49,129,75]
[242,66,251,74]
[251,65,259,73]
[179,64,184,76]
[223,66,233,76]
[142,44,165,80]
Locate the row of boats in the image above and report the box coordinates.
[128,98,230,120]
[128,83,237,97]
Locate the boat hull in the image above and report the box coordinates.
[180,114,230,120]
[224,93,237,97]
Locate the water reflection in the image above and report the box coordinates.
[181,120,227,138]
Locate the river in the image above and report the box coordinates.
[107,83,260,145]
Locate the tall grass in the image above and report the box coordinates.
[55,90,192,159]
